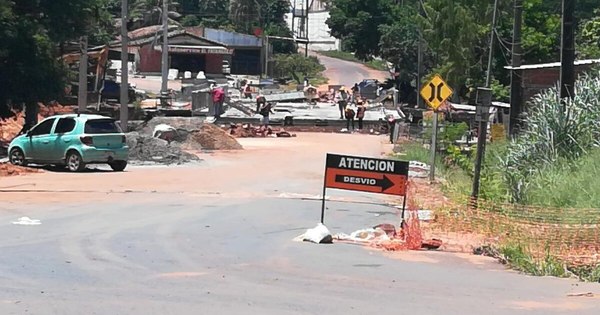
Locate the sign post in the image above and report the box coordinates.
[321,154,409,224]
[419,74,453,182]
[471,87,492,202]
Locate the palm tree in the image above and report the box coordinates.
[229,0,262,33]
[128,0,182,29]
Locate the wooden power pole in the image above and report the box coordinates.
[120,0,129,132]
[560,0,576,99]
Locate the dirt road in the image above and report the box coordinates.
[1,133,599,314]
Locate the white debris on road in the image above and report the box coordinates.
[11,217,41,225]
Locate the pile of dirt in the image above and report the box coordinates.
[182,124,243,150]
[126,132,200,165]
[0,163,41,177]
[1,103,75,145]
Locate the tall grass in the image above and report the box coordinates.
[499,72,600,202]
[524,149,600,208]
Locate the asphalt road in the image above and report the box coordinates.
[312,52,390,88]
[0,133,598,314]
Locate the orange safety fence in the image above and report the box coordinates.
[432,197,600,266]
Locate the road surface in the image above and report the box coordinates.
[312,52,390,88]
[0,133,599,314]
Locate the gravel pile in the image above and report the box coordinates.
[126,132,200,165]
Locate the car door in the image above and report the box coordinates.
[27,118,56,162]
[51,117,77,162]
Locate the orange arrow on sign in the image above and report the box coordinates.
[325,169,408,196]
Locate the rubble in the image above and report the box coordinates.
[126,132,200,165]
[228,123,297,138]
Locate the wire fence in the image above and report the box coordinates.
[434,198,600,266]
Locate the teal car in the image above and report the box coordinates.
[8,114,129,172]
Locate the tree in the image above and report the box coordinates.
[0,0,111,123]
[326,0,396,59]
[577,10,600,59]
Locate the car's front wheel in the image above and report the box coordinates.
[66,151,85,172]
[9,148,27,166]
[109,160,127,172]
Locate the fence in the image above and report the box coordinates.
[434,198,600,266]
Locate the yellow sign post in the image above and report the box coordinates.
[420,74,453,182]
[420,74,454,110]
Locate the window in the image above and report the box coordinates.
[55,118,76,134]
[29,118,55,136]
[84,119,122,134]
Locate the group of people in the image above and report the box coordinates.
[335,84,367,132]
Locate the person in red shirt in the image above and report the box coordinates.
[211,85,225,119]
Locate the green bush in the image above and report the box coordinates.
[273,54,326,84]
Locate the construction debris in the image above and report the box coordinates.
[228,123,297,138]
[126,132,200,165]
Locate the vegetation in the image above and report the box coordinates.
[0,0,302,122]
[272,54,327,85]
[326,0,600,102]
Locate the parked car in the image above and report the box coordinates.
[358,79,380,100]
[8,114,129,172]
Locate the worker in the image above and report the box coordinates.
[256,94,266,113]
[344,104,356,131]
[335,86,350,119]
[243,83,252,99]
[386,115,397,144]
[259,102,274,127]
[212,85,226,119]
[351,83,360,103]
[356,99,366,131]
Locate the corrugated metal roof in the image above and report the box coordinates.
[505,59,600,70]
[204,28,262,47]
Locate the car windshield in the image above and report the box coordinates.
[84,119,122,134]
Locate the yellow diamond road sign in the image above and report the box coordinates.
[420,74,453,110]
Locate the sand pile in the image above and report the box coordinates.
[182,124,243,150]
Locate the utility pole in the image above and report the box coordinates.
[509,0,523,135]
[560,0,576,99]
[78,36,88,113]
[161,0,169,99]
[471,0,499,201]
[265,36,269,77]
[120,0,129,132]
[305,0,309,57]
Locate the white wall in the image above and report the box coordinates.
[284,10,341,51]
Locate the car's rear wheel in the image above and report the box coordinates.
[66,151,85,172]
[9,148,27,166]
[109,160,127,172]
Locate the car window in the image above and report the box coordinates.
[29,118,56,136]
[55,118,76,134]
[84,119,122,134]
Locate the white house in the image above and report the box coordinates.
[284,0,341,51]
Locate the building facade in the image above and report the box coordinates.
[284,0,341,51]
